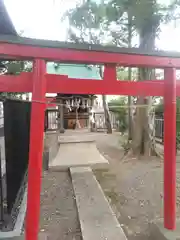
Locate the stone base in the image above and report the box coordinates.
[49,140,109,170]
[1,232,48,239]
[59,128,65,134]
[150,219,180,240]
[0,237,24,240]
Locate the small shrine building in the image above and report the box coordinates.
[46,63,101,130]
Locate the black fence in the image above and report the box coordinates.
[155,118,164,141]
[94,112,119,131]
[45,109,58,131]
[3,99,31,214]
[0,147,5,224]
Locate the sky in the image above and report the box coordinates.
[5,0,73,41]
[4,0,180,52]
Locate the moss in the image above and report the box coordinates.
[104,189,119,204]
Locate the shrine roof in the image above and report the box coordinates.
[47,63,101,80]
[0,0,17,36]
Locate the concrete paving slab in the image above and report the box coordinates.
[70,167,127,240]
[150,219,180,240]
[44,132,59,162]
[58,133,98,143]
[49,141,109,170]
[0,237,24,240]
[0,232,21,239]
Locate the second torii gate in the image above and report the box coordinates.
[0,35,179,240]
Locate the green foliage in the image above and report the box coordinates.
[64,1,109,44]
[6,61,32,74]
[64,0,130,46]
[155,99,163,115]
[64,0,180,48]
[155,98,180,142]
[117,67,138,80]
[0,60,32,98]
[0,60,32,75]
[108,97,127,132]
[155,98,180,116]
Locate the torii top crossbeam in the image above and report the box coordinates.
[0,34,180,68]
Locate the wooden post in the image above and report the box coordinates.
[25,59,46,240]
[59,99,65,133]
[164,67,176,230]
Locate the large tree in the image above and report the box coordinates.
[107,0,180,156]
[64,0,179,155]
[125,0,178,156]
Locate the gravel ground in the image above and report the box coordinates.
[39,132,82,239]
[94,132,180,240]
[40,170,82,240]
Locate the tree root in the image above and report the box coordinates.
[120,149,137,163]
[152,147,164,159]
[120,140,137,163]
[120,138,164,162]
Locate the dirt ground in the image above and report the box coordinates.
[40,132,82,240]
[40,131,180,240]
[95,132,180,240]
[40,170,82,240]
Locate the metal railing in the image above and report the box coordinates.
[45,109,58,131]
[94,112,119,131]
[155,118,180,146]
[155,118,164,141]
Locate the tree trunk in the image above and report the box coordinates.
[132,94,156,157]
[98,65,112,134]
[127,11,133,141]
[128,68,133,140]
[102,95,112,134]
[58,100,65,133]
[75,107,81,129]
[132,14,157,156]
[89,97,94,132]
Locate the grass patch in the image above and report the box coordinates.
[94,169,116,181]
[104,188,120,204]
[94,169,120,205]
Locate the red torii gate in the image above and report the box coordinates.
[0,35,179,240]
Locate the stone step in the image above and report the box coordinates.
[49,141,109,170]
[70,167,127,240]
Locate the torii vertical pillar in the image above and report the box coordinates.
[164,67,176,230]
[26,59,46,240]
